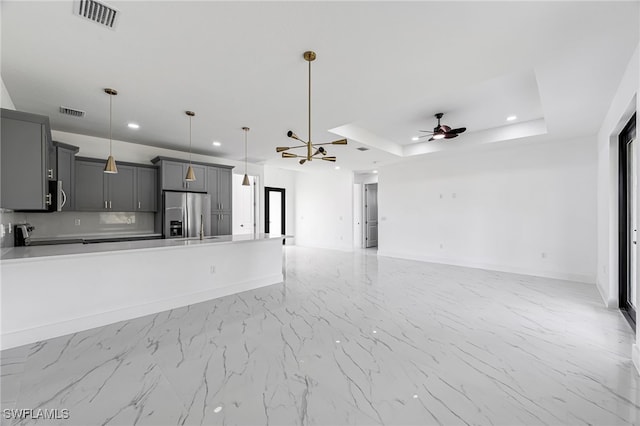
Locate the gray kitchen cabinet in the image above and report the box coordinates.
[75,160,105,211]
[211,213,232,236]
[155,159,206,192]
[54,142,79,211]
[107,165,135,211]
[207,166,233,212]
[0,108,53,210]
[75,158,136,211]
[136,167,157,211]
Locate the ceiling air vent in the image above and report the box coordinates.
[74,0,119,29]
[59,106,86,118]
[356,147,370,152]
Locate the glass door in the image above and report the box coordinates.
[619,113,637,329]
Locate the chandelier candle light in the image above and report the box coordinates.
[103,88,118,174]
[276,51,347,164]
[185,111,196,181]
[242,127,250,186]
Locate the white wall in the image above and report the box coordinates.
[295,170,354,251]
[378,137,598,283]
[1,74,15,109]
[263,166,297,244]
[595,44,639,308]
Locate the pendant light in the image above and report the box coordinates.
[276,51,347,164]
[242,127,250,186]
[103,88,118,174]
[185,111,196,181]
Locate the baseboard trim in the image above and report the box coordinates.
[377,250,594,284]
[1,274,283,351]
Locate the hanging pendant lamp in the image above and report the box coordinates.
[276,51,347,165]
[103,88,118,174]
[185,111,196,181]
[242,127,250,186]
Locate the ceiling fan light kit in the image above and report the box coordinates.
[277,51,347,165]
[418,112,467,142]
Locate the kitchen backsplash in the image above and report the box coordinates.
[0,210,156,247]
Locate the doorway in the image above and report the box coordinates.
[232,174,258,235]
[619,113,637,330]
[364,183,378,248]
[265,187,285,236]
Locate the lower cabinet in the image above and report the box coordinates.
[211,213,231,236]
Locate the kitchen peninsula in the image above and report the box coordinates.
[1,234,286,350]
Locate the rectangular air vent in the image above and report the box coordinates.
[356,147,370,151]
[59,106,86,118]
[74,0,119,29]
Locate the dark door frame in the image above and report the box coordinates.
[618,112,636,331]
[265,187,285,236]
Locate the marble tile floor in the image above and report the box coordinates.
[1,246,639,425]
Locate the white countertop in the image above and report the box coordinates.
[1,234,288,262]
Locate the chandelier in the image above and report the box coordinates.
[276,51,347,164]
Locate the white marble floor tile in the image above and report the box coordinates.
[1,246,638,425]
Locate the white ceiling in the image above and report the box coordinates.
[1,1,638,172]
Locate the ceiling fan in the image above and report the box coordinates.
[419,113,466,141]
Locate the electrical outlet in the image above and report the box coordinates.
[210,265,216,274]
[74,219,81,226]
[452,193,457,198]
[440,243,444,249]
[541,252,547,259]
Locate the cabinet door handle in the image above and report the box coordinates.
[221,203,223,210]
[47,169,54,179]
[109,200,112,209]
[138,201,141,209]
[105,201,108,209]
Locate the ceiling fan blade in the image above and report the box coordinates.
[447,127,466,134]
[444,133,459,139]
[321,157,337,162]
[331,139,347,145]
[428,137,435,142]
[282,152,298,158]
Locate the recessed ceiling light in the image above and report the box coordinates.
[411,136,419,141]
[212,141,222,147]
[373,170,378,174]
[335,166,340,170]
[506,115,517,121]
[335,340,341,344]
[127,123,139,129]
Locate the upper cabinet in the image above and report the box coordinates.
[54,142,79,211]
[207,166,232,212]
[75,157,157,212]
[154,159,206,192]
[0,108,53,210]
[135,167,157,212]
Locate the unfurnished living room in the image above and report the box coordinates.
[0,1,639,425]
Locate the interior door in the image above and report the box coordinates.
[232,174,254,235]
[365,183,378,248]
[627,137,637,313]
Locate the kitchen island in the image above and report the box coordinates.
[1,234,287,349]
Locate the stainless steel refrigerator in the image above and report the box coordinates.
[163,192,211,238]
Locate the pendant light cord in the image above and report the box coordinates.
[189,115,192,165]
[244,129,248,175]
[109,92,113,156]
[307,58,312,160]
